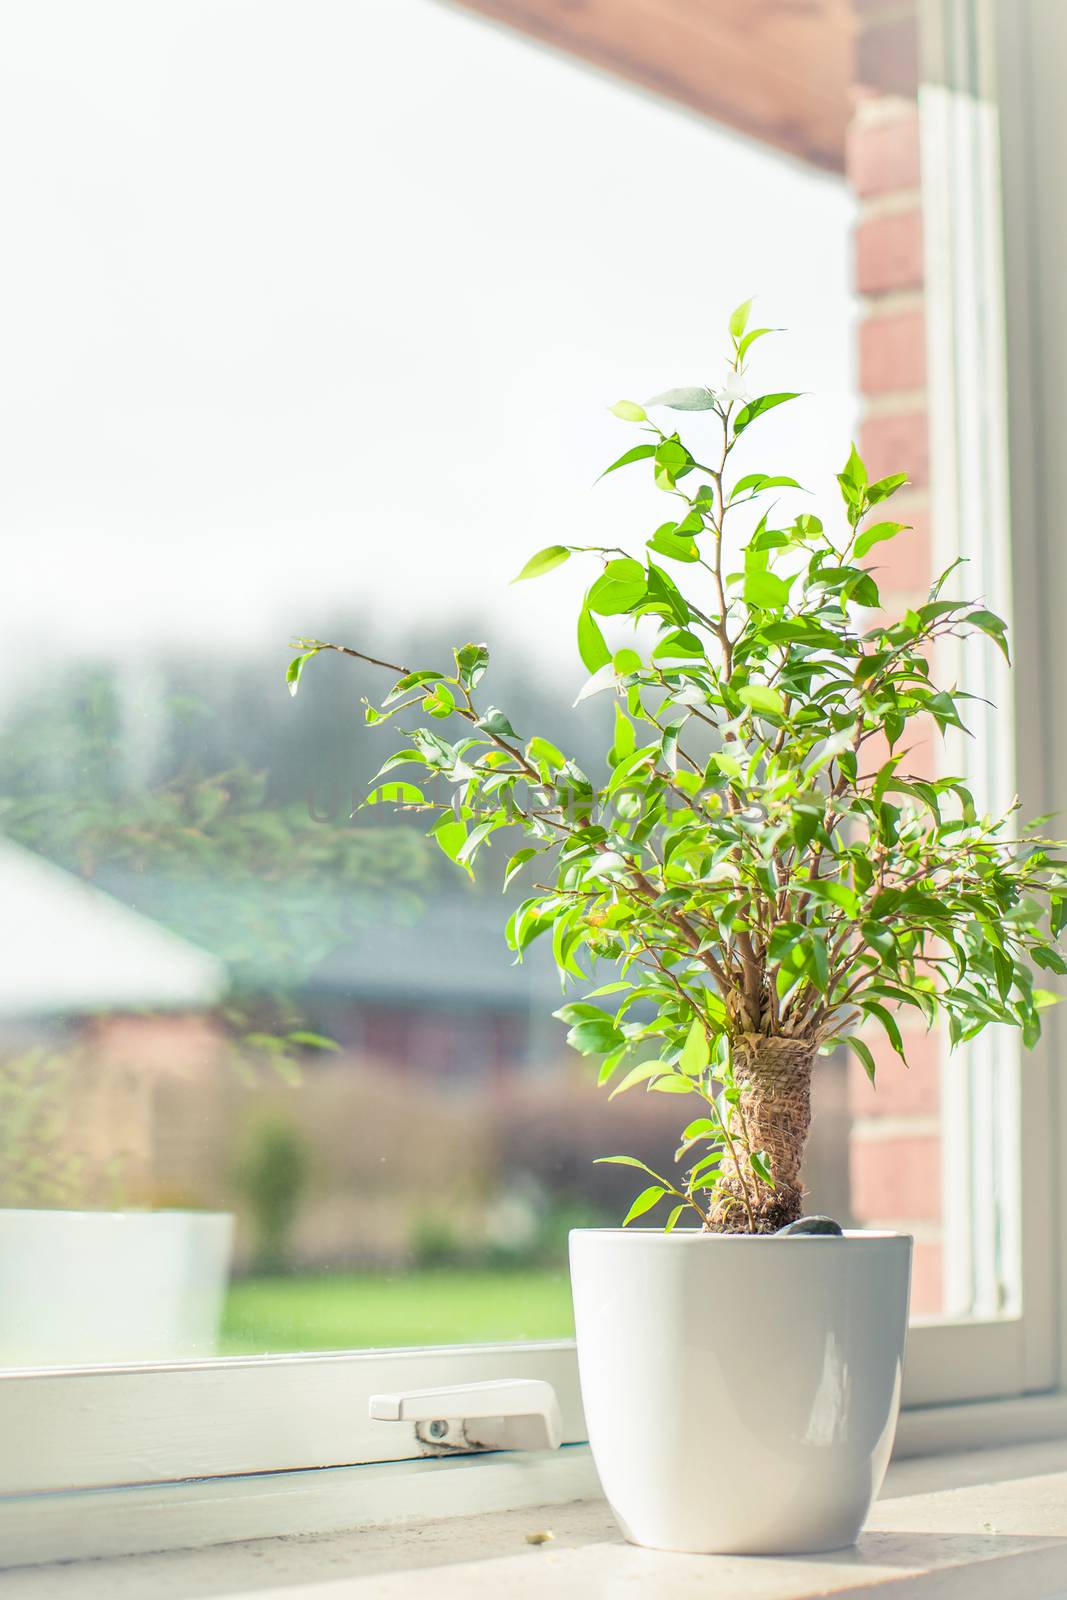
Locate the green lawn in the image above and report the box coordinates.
[221,1267,575,1354]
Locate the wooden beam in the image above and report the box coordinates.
[448,0,852,171]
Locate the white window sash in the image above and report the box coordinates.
[0,1312,1047,1502]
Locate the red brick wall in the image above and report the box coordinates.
[847,0,943,1316]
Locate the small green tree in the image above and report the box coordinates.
[290,305,1066,1233]
[236,1114,310,1273]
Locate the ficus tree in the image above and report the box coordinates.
[289,303,1066,1234]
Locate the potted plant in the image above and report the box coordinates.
[0,1040,235,1367]
[289,304,1065,1554]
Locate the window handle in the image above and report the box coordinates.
[368,1378,562,1453]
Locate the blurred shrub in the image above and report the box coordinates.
[410,1215,467,1269]
[235,1113,310,1274]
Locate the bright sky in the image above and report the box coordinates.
[1,0,856,679]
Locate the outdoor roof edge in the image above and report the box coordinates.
[0,842,225,1021]
[443,0,853,172]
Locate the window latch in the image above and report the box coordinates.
[368,1378,562,1454]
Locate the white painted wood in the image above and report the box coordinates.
[4,1349,1065,1567]
[900,1316,1027,1407]
[893,1392,1067,1460]
[0,1449,603,1569]
[918,0,1056,1392]
[0,1307,1046,1510]
[994,0,1067,1400]
[0,1343,586,1496]
[0,1315,1039,1504]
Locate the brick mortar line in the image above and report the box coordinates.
[857,188,923,221]
[885,486,929,509]
[850,94,919,132]
[851,1220,942,1244]
[857,1,922,27]
[876,588,938,613]
[856,1020,931,1037]
[862,388,928,418]
[851,1114,941,1142]
[860,292,926,320]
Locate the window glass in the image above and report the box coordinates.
[0,0,1000,1365]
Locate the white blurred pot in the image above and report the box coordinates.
[0,1209,234,1367]
[569,1228,911,1555]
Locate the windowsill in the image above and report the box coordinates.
[8,1436,1067,1598]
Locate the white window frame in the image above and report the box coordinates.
[3,0,1067,1569]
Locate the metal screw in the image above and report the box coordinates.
[427,1419,448,1440]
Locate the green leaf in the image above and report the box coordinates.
[653,629,705,661]
[477,707,518,740]
[598,442,658,480]
[647,1074,698,1094]
[623,1186,666,1226]
[574,663,618,704]
[687,1155,723,1190]
[611,400,647,422]
[743,569,790,609]
[708,750,743,779]
[858,1004,903,1061]
[837,443,868,500]
[286,650,318,697]
[679,1018,710,1076]
[855,521,906,560]
[739,684,786,718]
[966,608,1011,664]
[609,1060,667,1099]
[432,817,468,864]
[584,851,630,881]
[730,473,802,499]
[513,545,570,583]
[805,878,860,917]
[645,386,718,411]
[595,1155,662,1177]
[364,781,425,806]
[503,847,538,889]
[682,1118,718,1141]
[577,605,611,672]
[455,643,489,688]
[424,682,455,718]
[867,471,909,504]
[647,524,699,563]
[384,669,445,705]
[611,704,636,766]
[737,326,775,363]
[528,734,566,771]
[567,1017,624,1056]
[728,297,754,339]
[286,1032,340,1051]
[733,393,799,435]
[456,818,500,865]
[750,1150,775,1187]
[664,1204,686,1233]
[587,559,647,616]
[845,1036,878,1085]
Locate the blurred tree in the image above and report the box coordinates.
[234,1113,310,1274]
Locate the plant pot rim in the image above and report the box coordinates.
[570,1227,911,1244]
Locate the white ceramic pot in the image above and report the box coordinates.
[0,1209,234,1367]
[569,1228,912,1555]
